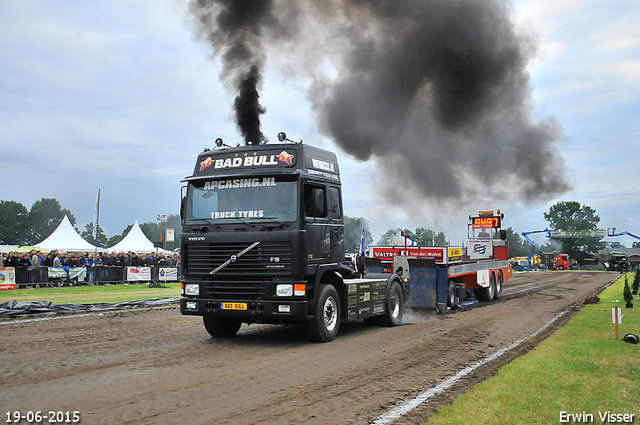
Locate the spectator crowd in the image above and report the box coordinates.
[1,249,180,269]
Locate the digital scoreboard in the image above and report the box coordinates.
[471,216,502,229]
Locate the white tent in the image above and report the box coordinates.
[37,215,99,252]
[106,221,160,254]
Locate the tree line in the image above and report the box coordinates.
[346,201,620,265]
[0,198,180,249]
[1,198,627,264]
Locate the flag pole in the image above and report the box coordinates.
[91,189,100,285]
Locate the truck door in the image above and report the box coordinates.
[304,182,330,264]
[328,186,344,262]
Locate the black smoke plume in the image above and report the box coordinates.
[189,0,571,206]
[190,0,275,145]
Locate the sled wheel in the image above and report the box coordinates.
[447,280,459,308]
[494,272,504,300]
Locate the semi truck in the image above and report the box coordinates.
[179,135,511,341]
[179,134,405,342]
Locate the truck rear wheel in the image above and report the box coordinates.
[380,281,404,327]
[203,315,242,338]
[306,284,340,342]
[477,273,496,301]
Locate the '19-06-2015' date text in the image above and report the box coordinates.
[5,411,80,423]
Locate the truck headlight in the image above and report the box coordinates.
[184,284,200,296]
[276,284,293,296]
[186,301,197,310]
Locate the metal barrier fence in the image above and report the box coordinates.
[14,267,49,288]
[2,266,180,289]
[95,266,125,284]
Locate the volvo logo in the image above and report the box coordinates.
[209,241,260,275]
[188,236,206,241]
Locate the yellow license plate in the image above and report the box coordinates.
[220,302,247,310]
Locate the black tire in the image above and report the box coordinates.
[494,272,504,300]
[380,281,404,327]
[306,284,340,342]
[477,273,496,301]
[447,280,459,308]
[203,315,242,338]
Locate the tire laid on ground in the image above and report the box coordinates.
[203,315,242,338]
[447,280,459,308]
[380,281,404,327]
[477,273,496,301]
[494,271,504,300]
[306,284,340,342]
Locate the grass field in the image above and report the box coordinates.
[425,273,640,424]
[0,283,181,305]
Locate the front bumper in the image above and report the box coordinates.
[180,297,309,324]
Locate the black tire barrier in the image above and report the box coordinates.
[0,297,180,318]
[623,333,639,344]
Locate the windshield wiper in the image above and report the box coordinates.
[259,217,289,231]
[218,216,255,228]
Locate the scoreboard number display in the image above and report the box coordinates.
[471,216,502,229]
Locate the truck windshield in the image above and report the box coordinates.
[186,176,297,224]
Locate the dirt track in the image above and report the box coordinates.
[1,271,617,425]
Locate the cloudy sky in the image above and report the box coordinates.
[1,0,639,247]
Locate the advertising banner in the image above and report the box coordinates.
[158,268,178,282]
[369,247,445,262]
[0,267,16,290]
[126,267,151,281]
[48,267,87,280]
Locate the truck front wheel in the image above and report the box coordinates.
[203,315,242,338]
[306,284,340,343]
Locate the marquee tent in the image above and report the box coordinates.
[106,221,159,254]
[36,215,99,252]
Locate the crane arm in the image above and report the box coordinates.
[607,227,640,240]
[521,229,551,264]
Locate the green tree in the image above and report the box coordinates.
[377,228,401,245]
[543,201,605,264]
[434,231,447,246]
[140,221,161,244]
[28,198,76,244]
[80,223,108,248]
[503,227,531,258]
[0,200,30,245]
[344,216,373,253]
[414,227,436,245]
